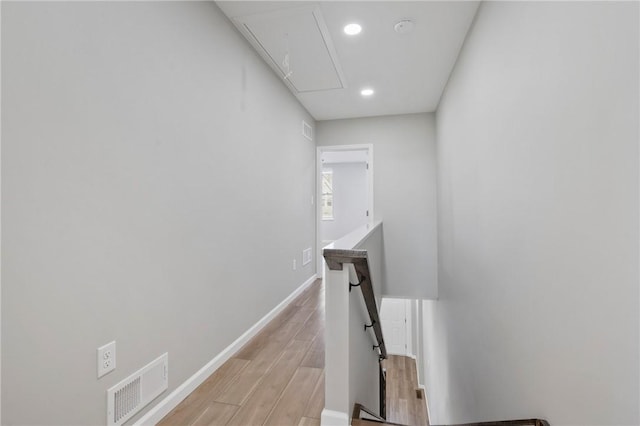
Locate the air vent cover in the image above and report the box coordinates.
[107,353,168,426]
[303,121,313,141]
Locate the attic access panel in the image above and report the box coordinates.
[233,6,347,93]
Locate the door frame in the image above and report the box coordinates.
[316,144,374,277]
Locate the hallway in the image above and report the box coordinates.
[159,279,325,426]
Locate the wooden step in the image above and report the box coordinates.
[352,419,408,426]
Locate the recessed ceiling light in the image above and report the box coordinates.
[361,88,374,97]
[344,23,362,36]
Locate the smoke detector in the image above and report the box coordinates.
[394,20,414,34]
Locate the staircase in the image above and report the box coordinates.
[323,226,549,426]
[348,333,550,426]
[351,403,401,426]
[353,416,406,426]
[353,417,549,426]
[352,379,550,426]
[381,355,428,426]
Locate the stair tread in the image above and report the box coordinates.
[353,419,408,426]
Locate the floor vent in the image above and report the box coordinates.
[107,353,168,426]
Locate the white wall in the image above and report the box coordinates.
[428,2,639,425]
[1,2,316,424]
[350,222,386,418]
[349,276,382,419]
[323,222,384,423]
[317,114,437,299]
[0,3,3,423]
[321,162,368,242]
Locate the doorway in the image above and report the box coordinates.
[380,298,413,356]
[316,144,373,276]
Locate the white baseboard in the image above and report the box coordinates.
[134,274,319,426]
[424,386,432,424]
[415,364,427,419]
[321,409,350,426]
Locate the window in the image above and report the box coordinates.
[322,170,334,220]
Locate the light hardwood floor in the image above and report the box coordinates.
[159,279,325,426]
[159,279,428,426]
[382,355,429,426]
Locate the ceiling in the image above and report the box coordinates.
[216,1,479,121]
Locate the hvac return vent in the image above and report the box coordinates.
[303,121,313,141]
[107,353,168,426]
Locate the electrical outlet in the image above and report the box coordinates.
[97,341,116,378]
[292,259,297,271]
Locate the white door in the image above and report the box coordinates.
[381,298,407,355]
[320,161,368,242]
[317,145,374,276]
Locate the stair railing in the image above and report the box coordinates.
[321,220,386,426]
[324,248,387,359]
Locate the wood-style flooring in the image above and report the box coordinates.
[159,279,325,426]
[382,355,429,426]
[159,279,428,426]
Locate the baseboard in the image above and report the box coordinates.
[417,382,431,423]
[133,274,319,426]
[424,386,432,424]
[415,367,427,419]
[411,358,429,422]
[321,409,350,426]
